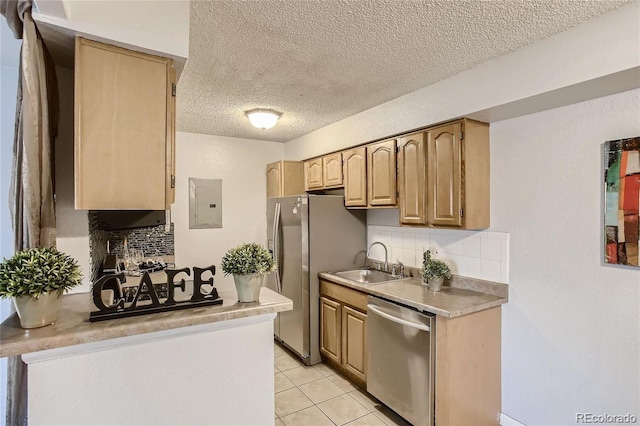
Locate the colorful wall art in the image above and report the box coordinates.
[605,137,640,267]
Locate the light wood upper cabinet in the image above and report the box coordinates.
[343,147,367,207]
[320,296,342,365]
[397,132,427,224]
[266,161,304,197]
[266,163,282,197]
[367,139,397,206]
[323,153,343,188]
[305,153,344,191]
[301,118,489,227]
[427,119,489,229]
[341,306,367,383]
[304,158,324,191]
[427,123,461,226]
[75,38,175,210]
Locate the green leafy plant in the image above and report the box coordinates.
[221,243,276,276]
[421,250,452,282]
[0,247,83,298]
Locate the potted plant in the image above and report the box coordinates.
[221,242,276,302]
[421,250,452,292]
[0,247,83,328]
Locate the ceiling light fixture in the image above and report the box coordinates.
[244,108,282,130]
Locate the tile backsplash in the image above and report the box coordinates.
[88,211,174,281]
[367,226,509,284]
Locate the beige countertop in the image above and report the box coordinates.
[318,272,507,318]
[0,287,292,358]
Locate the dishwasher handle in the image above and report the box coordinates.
[367,304,431,332]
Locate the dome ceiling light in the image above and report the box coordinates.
[244,108,282,130]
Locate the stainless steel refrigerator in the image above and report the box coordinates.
[266,194,366,365]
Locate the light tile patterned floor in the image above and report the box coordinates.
[274,342,410,426]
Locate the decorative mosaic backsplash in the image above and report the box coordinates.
[367,226,510,284]
[104,225,175,259]
[88,212,174,281]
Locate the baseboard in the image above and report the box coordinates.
[500,413,526,426]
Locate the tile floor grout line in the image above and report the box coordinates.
[275,342,402,426]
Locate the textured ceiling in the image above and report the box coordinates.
[177,0,629,142]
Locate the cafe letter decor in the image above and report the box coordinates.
[90,265,222,322]
[605,137,640,267]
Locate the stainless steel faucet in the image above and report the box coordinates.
[391,261,405,278]
[366,241,388,272]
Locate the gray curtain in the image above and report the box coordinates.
[2,1,57,424]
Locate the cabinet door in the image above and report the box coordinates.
[367,140,397,206]
[343,147,367,207]
[281,161,305,196]
[342,306,367,382]
[427,122,462,226]
[266,161,283,197]
[320,297,342,364]
[323,153,343,188]
[398,132,427,224]
[75,38,173,210]
[304,159,323,191]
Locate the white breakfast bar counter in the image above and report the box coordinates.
[0,287,292,425]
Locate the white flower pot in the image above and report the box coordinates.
[426,276,444,292]
[233,274,264,302]
[13,290,63,329]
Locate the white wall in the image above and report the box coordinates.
[53,65,92,293]
[284,1,640,161]
[33,0,189,60]
[0,19,23,426]
[493,89,640,425]
[25,314,275,425]
[172,132,284,292]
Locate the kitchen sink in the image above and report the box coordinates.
[332,269,404,286]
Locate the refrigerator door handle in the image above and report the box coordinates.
[273,202,282,293]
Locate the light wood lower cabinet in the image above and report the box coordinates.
[435,307,501,425]
[341,305,367,382]
[320,297,341,364]
[320,278,502,425]
[319,280,367,386]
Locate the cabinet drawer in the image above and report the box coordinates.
[320,280,367,312]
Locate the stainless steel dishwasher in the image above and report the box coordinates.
[366,296,435,426]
